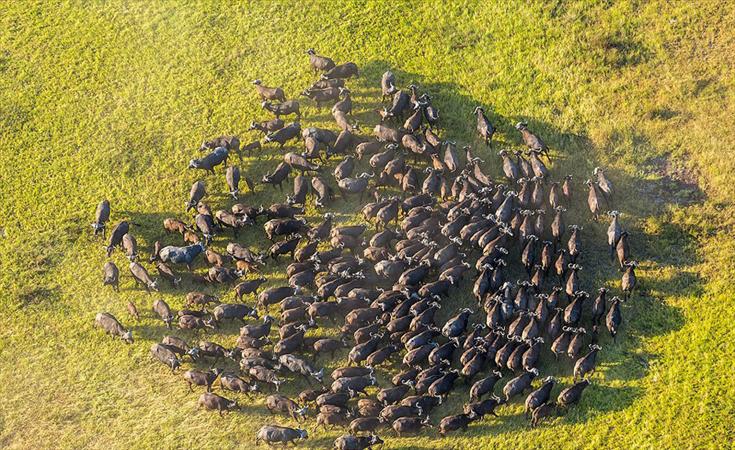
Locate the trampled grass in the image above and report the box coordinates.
[0,1,733,449]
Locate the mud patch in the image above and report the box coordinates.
[640,155,704,206]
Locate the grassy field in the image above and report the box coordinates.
[1,1,734,449]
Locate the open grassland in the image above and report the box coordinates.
[1,1,734,449]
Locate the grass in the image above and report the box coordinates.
[1,1,734,448]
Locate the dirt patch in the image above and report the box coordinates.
[640,154,705,206]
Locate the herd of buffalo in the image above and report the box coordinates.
[92,49,638,448]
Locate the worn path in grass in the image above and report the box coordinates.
[0,1,733,449]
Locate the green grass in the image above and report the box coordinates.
[1,1,734,448]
